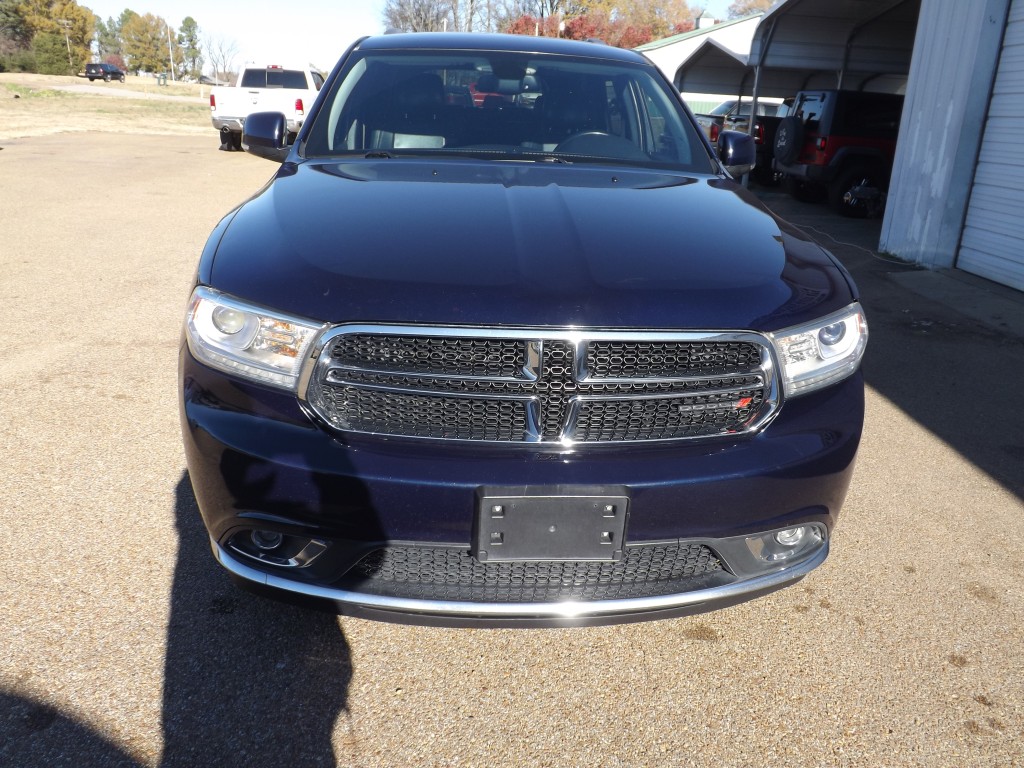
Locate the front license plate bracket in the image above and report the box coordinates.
[473,487,629,563]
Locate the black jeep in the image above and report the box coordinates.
[773,90,904,217]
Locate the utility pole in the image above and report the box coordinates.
[166,22,176,81]
[57,19,73,68]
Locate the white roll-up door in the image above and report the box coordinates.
[958,0,1024,291]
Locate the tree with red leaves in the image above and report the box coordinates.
[502,1,698,48]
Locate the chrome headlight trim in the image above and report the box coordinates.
[770,302,868,397]
[184,286,325,391]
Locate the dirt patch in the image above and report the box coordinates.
[0,73,212,141]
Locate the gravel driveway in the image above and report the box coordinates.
[0,130,1021,767]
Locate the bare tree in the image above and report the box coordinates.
[204,32,238,81]
[727,0,775,19]
[383,0,449,32]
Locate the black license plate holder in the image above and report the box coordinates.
[473,487,629,563]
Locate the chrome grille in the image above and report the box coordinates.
[302,326,778,444]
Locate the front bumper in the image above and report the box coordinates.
[212,535,829,627]
[181,347,862,626]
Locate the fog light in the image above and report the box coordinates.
[775,527,808,547]
[251,529,284,551]
[227,530,330,569]
[745,524,824,563]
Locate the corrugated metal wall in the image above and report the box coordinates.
[880,0,1010,270]
[957,0,1024,291]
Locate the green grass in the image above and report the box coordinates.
[3,83,72,99]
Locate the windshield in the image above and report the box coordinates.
[303,48,712,172]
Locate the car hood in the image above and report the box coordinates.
[207,158,853,331]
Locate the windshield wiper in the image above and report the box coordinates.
[535,155,573,164]
[364,151,393,159]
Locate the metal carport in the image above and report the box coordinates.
[677,0,921,102]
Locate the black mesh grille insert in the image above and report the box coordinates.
[331,334,528,378]
[305,331,774,443]
[587,340,761,378]
[311,384,527,441]
[345,542,725,603]
[574,389,764,442]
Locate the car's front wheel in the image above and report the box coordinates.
[119,75,125,83]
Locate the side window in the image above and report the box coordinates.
[643,90,667,145]
[836,94,903,137]
[605,79,626,138]
[638,83,691,165]
[312,72,325,91]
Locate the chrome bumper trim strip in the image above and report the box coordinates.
[211,538,828,621]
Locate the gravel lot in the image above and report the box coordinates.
[0,82,1022,767]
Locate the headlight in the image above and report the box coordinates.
[771,302,868,396]
[185,287,324,390]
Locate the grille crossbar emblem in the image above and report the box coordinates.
[301,326,779,445]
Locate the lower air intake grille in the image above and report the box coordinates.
[342,542,726,603]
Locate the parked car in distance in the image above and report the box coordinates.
[180,33,867,627]
[85,62,125,83]
[773,89,904,216]
[695,98,789,185]
[694,98,785,143]
[209,64,325,151]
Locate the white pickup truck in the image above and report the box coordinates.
[210,64,325,151]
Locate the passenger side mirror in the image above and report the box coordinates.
[243,111,290,163]
[717,130,756,178]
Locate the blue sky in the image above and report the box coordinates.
[83,0,734,72]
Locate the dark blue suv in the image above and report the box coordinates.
[179,33,867,626]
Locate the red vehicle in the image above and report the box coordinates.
[773,89,904,217]
[468,74,517,108]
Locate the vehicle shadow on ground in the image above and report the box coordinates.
[856,270,1024,501]
[160,475,352,768]
[758,187,1024,503]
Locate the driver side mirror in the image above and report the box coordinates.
[243,111,290,163]
[717,130,756,178]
